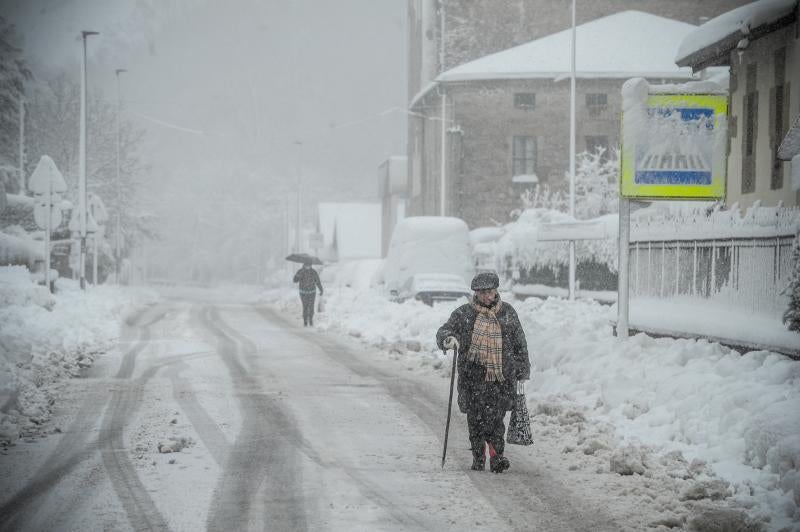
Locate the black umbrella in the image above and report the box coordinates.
[285,253,323,265]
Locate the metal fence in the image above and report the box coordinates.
[629,235,795,317]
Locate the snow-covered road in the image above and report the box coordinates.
[0,297,621,531]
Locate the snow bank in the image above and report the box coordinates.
[319,259,384,292]
[274,266,800,529]
[0,231,44,266]
[0,266,158,444]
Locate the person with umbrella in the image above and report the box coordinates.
[437,271,530,472]
[289,254,324,327]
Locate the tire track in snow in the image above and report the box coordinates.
[255,305,621,532]
[200,306,307,532]
[99,364,171,532]
[0,305,167,532]
[218,307,434,531]
[165,360,229,466]
[235,307,442,530]
[98,305,174,532]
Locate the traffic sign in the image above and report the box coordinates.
[28,155,67,195]
[69,208,99,234]
[33,201,62,230]
[537,220,610,241]
[88,193,108,224]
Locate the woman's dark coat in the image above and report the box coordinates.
[436,300,530,412]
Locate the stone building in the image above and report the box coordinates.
[409,11,706,227]
[407,0,751,227]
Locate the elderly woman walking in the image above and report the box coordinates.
[436,271,530,472]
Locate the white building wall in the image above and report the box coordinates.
[726,24,799,209]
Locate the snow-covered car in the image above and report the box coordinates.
[390,273,471,306]
[383,216,475,302]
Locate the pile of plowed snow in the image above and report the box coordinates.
[0,266,156,445]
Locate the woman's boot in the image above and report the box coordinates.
[471,444,485,471]
[488,443,509,473]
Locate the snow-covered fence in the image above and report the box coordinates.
[629,235,795,317]
[629,205,799,318]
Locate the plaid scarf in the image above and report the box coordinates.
[468,295,504,382]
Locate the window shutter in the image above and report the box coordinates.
[769,87,776,149]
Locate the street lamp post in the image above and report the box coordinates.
[114,68,127,285]
[568,0,577,301]
[18,96,24,194]
[293,140,302,253]
[79,30,99,290]
[439,0,447,217]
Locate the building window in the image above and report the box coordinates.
[512,136,537,178]
[585,135,609,157]
[514,93,536,110]
[586,93,608,117]
[742,63,758,194]
[770,47,787,190]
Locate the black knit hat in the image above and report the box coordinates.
[471,271,499,290]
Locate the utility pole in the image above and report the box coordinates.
[617,198,630,338]
[18,97,25,194]
[293,140,302,252]
[568,0,577,301]
[115,68,127,284]
[439,0,447,217]
[79,30,99,290]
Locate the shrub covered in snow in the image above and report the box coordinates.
[783,232,800,332]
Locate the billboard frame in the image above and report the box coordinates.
[620,93,728,201]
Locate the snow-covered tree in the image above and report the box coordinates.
[513,185,566,217]
[574,146,619,219]
[783,231,800,332]
[514,147,619,219]
[0,16,32,194]
[24,72,157,260]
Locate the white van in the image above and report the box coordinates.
[383,216,475,304]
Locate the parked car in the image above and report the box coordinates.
[384,216,475,302]
[391,272,472,306]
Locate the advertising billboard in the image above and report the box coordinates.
[621,92,728,200]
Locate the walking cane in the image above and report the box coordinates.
[441,339,459,469]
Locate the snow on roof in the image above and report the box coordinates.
[675,0,798,68]
[778,114,800,160]
[317,202,382,261]
[437,11,697,83]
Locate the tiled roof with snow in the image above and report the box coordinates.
[675,0,798,69]
[436,11,697,83]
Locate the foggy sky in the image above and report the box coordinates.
[3,0,408,180]
[2,0,408,278]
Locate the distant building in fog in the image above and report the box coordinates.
[317,202,382,262]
